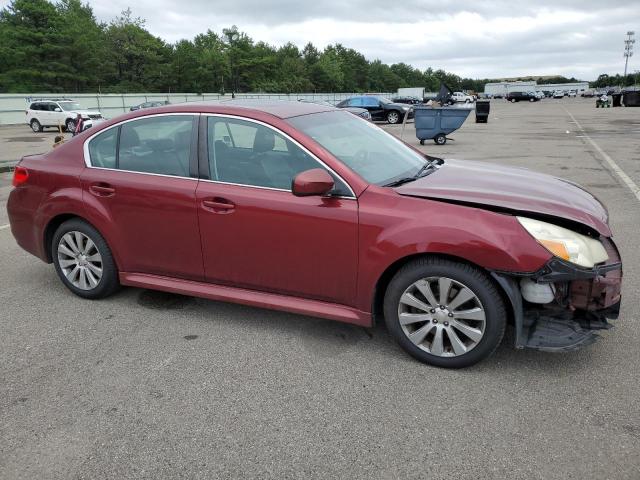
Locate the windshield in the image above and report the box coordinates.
[378,97,392,104]
[287,111,427,185]
[58,101,82,111]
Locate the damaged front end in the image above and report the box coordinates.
[492,237,622,352]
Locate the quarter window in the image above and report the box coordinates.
[88,128,117,169]
[207,116,350,194]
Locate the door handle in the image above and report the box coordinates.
[202,198,235,213]
[89,183,115,197]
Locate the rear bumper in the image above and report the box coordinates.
[492,237,623,352]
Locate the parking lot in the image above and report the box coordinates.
[1,98,639,479]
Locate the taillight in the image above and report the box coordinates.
[12,166,29,187]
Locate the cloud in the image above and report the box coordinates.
[1,0,638,79]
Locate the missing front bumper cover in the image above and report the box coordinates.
[492,253,622,352]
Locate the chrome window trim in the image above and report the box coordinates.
[82,112,198,170]
[202,113,356,199]
[81,111,357,199]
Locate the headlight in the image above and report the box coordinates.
[517,217,608,268]
[402,106,410,111]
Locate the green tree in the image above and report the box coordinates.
[0,0,65,92]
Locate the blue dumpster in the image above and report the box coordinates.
[414,107,470,145]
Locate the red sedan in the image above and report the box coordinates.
[7,101,622,367]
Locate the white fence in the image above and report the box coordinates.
[0,92,393,125]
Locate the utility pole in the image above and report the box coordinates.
[624,31,635,79]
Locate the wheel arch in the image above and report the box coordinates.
[43,214,121,270]
[371,252,514,328]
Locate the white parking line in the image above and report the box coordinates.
[0,224,10,230]
[564,107,640,203]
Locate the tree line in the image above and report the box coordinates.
[0,0,636,95]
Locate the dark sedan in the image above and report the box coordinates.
[506,92,540,103]
[130,101,171,111]
[337,96,414,124]
[392,96,423,105]
[298,99,371,120]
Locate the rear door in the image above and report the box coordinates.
[81,114,204,280]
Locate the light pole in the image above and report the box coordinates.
[624,31,635,79]
[225,28,240,96]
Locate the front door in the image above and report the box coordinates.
[81,114,204,280]
[361,97,385,121]
[196,115,359,306]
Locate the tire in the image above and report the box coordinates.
[419,139,425,145]
[30,119,43,132]
[383,257,507,368]
[65,119,75,133]
[434,133,446,145]
[510,98,516,103]
[387,111,400,124]
[529,98,535,102]
[465,99,470,103]
[52,218,120,299]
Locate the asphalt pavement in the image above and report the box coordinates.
[1,98,639,479]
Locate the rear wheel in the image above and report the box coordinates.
[387,111,400,124]
[30,119,42,132]
[52,219,120,299]
[529,98,535,102]
[434,133,446,145]
[419,139,425,145]
[383,258,506,368]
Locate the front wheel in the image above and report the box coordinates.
[434,133,446,145]
[65,119,75,132]
[383,258,506,368]
[52,219,120,299]
[30,119,42,132]
[419,139,425,145]
[386,111,400,124]
[510,98,516,103]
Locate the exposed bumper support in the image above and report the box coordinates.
[492,248,623,352]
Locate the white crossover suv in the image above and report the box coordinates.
[25,98,105,133]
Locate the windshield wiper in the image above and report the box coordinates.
[383,160,436,187]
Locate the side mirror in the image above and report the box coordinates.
[54,108,62,112]
[292,168,334,197]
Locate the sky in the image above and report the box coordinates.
[4,0,640,80]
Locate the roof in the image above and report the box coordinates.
[180,99,336,119]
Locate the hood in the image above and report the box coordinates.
[395,159,611,236]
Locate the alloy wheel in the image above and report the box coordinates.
[397,276,486,357]
[388,111,399,124]
[66,120,75,132]
[57,231,103,290]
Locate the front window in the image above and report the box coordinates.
[206,116,350,194]
[287,111,427,186]
[58,101,82,111]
